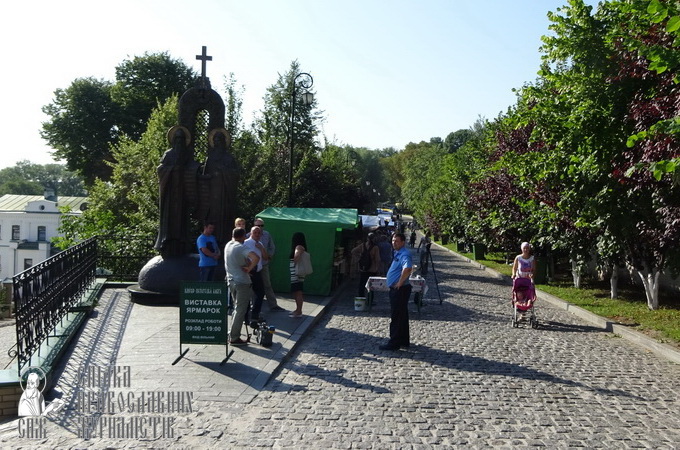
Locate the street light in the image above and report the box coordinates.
[346,149,358,167]
[288,72,314,207]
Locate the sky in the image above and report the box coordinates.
[1,0,600,169]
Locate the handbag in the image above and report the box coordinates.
[295,251,313,278]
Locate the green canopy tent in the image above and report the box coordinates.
[257,208,358,296]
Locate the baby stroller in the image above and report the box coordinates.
[511,277,538,328]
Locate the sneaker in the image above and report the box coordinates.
[229,338,248,346]
[288,311,303,318]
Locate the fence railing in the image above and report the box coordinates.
[12,234,157,376]
[13,237,98,376]
[96,234,157,282]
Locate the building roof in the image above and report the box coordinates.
[0,194,88,213]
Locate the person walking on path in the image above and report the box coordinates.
[380,232,413,351]
[289,232,308,318]
[352,233,382,297]
[197,221,220,282]
[253,218,284,312]
[512,241,536,280]
[225,227,259,345]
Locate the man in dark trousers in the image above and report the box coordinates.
[380,232,413,351]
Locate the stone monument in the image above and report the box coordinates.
[130,46,239,303]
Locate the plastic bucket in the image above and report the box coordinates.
[354,297,367,311]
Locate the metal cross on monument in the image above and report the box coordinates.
[196,46,212,86]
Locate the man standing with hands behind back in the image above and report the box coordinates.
[225,227,259,346]
[380,232,413,351]
[244,225,269,324]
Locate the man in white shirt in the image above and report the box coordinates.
[225,227,259,345]
[253,218,284,312]
[244,226,268,324]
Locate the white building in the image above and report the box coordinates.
[0,192,87,282]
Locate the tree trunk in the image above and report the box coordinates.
[571,259,582,289]
[636,267,660,310]
[610,265,618,299]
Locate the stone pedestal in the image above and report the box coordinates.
[129,254,225,304]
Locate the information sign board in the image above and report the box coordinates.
[179,281,227,345]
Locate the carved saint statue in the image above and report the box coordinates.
[155,126,199,257]
[199,128,240,246]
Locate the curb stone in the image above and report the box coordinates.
[433,241,680,364]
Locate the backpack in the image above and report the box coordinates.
[359,244,372,272]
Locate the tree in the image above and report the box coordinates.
[252,60,324,208]
[111,52,197,140]
[42,52,196,185]
[41,77,118,184]
[0,161,85,196]
[607,0,680,308]
[223,73,245,138]
[56,97,179,249]
[400,141,447,232]
[444,129,475,153]
[500,0,679,306]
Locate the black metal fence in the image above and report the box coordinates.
[12,234,157,376]
[96,234,157,282]
[13,237,98,376]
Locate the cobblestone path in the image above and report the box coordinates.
[2,244,679,448]
[218,246,680,448]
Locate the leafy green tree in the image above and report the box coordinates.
[42,53,196,185]
[443,129,475,153]
[252,60,323,208]
[493,0,679,306]
[0,179,42,196]
[41,77,118,184]
[223,73,245,139]
[55,97,179,248]
[606,0,680,308]
[111,52,197,140]
[0,161,85,196]
[401,141,447,231]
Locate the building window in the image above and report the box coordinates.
[38,226,46,241]
[12,225,20,241]
[24,259,33,270]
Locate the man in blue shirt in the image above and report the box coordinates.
[380,232,413,351]
[197,222,220,282]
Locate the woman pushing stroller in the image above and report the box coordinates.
[512,242,536,279]
[510,242,538,327]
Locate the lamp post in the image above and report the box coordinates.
[288,72,314,207]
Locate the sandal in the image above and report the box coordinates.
[288,312,302,318]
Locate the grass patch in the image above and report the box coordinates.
[437,241,680,347]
